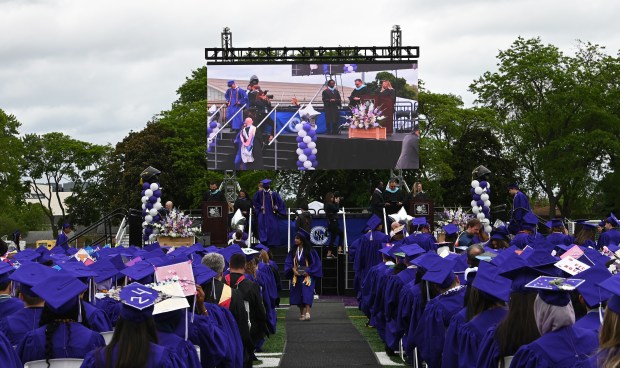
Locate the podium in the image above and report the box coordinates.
[357,94,395,134]
[202,201,229,246]
[408,199,434,231]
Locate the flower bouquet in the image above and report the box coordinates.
[346,101,386,130]
[437,207,475,231]
[153,210,200,238]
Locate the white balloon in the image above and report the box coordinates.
[145,189,153,197]
[208,132,216,138]
[481,218,490,225]
[485,225,493,234]
[303,160,312,168]
[471,180,480,188]
[484,200,492,208]
[295,123,303,132]
[157,197,161,203]
[154,202,162,210]
[145,215,153,223]
[298,129,307,137]
[308,167,316,170]
[476,213,485,220]
[487,183,491,189]
[141,203,146,210]
[303,136,312,144]
[149,208,158,216]
[150,183,159,191]
[308,141,316,149]
[474,187,483,195]
[311,148,318,155]
[480,193,489,201]
[212,127,219,134]
[299,154,308,162]
[470,200,477,208]
[296,148,303,155]
[141,195,149,203]
[142,221,149,227]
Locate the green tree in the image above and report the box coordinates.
[470,38,620,218]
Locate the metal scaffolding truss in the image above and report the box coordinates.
[204,46,419,64]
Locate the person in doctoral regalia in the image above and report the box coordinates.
[81,283,182,368]
[509,280,598,368]
[572,264,611,334]
[203,181,226,203]
[0,261,23,317]
[18,273,106,364]
[507,182,532,235]
[584,274,620,368]
[285,230,323,321]
[348,78,369,107]
[252,178,286,246]
[383,179,405,217]
[225,80,248,131]
[412,255,467,368]
[383,244,425,355]
[0,262,55,345]
[598,213,620,248]
[55,222,73,251]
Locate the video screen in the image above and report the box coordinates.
[206,62,419,170]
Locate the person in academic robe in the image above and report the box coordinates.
[0,330,21,368]
[203,181,226,202]
[81,283,182,368]
[18,273,106,364]
[370,181,385,218]
[507,182,532,235]
[348,78,369,107]
[252,179,286,246]
[285,231,323,321]
[509,211,544,249]
[404,218,438,252]
[353,215,389,303]
[509,287,598,368]
[0,262,24,317]
[573,222,598,249]
[598,213,620,249]
[256,249,279,335]
[321,79,342,134]
[225,80,248,131]
[544,218,574,247]
[584,274,620,368]
[55,222,72,251]
[154,307,201,368]
[573,264,611,335]
[383,179,405,216]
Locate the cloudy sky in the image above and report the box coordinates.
[1,0,619,146]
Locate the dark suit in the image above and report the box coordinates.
[322,88,342,134]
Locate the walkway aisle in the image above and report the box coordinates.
[279,300,380,367]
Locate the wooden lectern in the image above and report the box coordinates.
[408,199,435,231]
[202,201,229,246]
[356,94,395,134]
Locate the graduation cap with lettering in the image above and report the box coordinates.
[0,262,15,283]
[32,273,87,314]
[119,282,158,323]
[574,264,612,308]
[10,262,56,297]
[525,276,585,307]
[473,260,510,302]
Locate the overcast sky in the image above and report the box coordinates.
[1,0,619,146]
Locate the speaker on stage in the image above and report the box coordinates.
[128,211,143,247]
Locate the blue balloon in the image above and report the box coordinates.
[299,142,307,149]
[153,189,162,197]
[209,121,218,129]
[296,160,303,167]
[311,159,318,167]
[296,136,303,143]
[153,215,160,222]
[477,200,484,206]
[470,188,476,195]
[473,194,481,201]
[144,227,153,235]
[146,202,153,210]
[149,196,157,203]
[308,129,316,137]
[479,181,488,188]
[487,188,491,195]
[141,190,146,196]
[303,123,312,132]
[143,235,149,241]
[308,154,316,162]
[142,182,151,190]
[482,207,490,214]
[303,148,312,155]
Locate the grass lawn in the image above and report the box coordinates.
[258,308,288,354]
[346,308,405,366]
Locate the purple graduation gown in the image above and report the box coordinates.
[510,232,543,249]
[572,310,602,334]
[508,191,531,234]
[401,282,424,357]
[413,286,466,368]
[0,296,24,316]
[360,262,386,318]
[94,296,122,326]
[201,303,243,368]
[598,229,620,248]
[509,326,598,368]
[225,87,248,130]
[252,189,286,246]
[456,307,507,368]
[83,301,113,332]
[81,342,183,368]
[0,306,43,346]
[370,265,396,341]
[404,233,438,252]
[0,330,21,368]
[546,232,574,247]
[17,322,105,363]
[353,231,389,301]
[284,248,322,306]
[441,307,467,368]
[157,331,201,368]
[384,267,417,350]
[257,262,278,334]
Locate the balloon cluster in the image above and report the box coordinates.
[141,182,163,242]
[295,121,318,170]
[470,180,493,234]
[207,121,221,153]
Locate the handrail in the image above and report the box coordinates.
[208,104,226,122]
[268,104,304,146]
[61,208,128,248]
[217,103,247,133]
[115,216,127,247]
[256,103,280,129]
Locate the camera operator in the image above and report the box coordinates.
[324,192,344,259]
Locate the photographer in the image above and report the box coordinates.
[324,192,344,259]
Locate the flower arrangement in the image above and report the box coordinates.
[437,207,475,231]
[346,101,385,130]
[153,210,200,237]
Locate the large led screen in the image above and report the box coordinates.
[207,62,419,170]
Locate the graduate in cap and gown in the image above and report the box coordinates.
[359,245,393,322]
[510,211,544,249]
[353,215,389,303]
[55,222,72,251]
[254,247,279,335]
[0,330,21,367]
[404,217,438,252]
[285,230,322,321]
[371,244,403,344]
[81,283,182,368]
[584,273,620,368]
[0,262,55,346]
[507,182,531,235]
[17,273,106,364]
[598,213,620,249]
[252,179,286,246]
[0,261,24,317]
[572,264,611,334]
[545,218,574,247]
[509,278,598,368]
[225,80,248,131]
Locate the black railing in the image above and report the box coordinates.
[61,208,128,248]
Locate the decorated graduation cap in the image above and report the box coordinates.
[241,247,259,261]
[227,80,235,87]
[473,261,510,302]
[32,273,87,314]
[575,264,612,308]
[140,166,161,183]
[119,282,158,323]
[10,262,56,297]
[443,224,459,236]
[0,261,15,283]
[121,261,155,284]
[525,276,584,307]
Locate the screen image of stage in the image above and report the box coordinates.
[206,62,419,170]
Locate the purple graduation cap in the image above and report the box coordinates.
[0,262,15,283]
[253,244,270,253]
[120,261,155,284]
[545,218,564,229]
[260,178,272,188]
[119,282,158,323]
[9,262,56,297]
[575,264,612,308]
[608,213,620,227]
[443,224,459,236]
[598,274,620,315]
[241,247,259,261]
[192,264,218,286]
[525,276,585,307]
[422,257,457,289]
[31,273,87,314]
[399,244,426,262]
[89,259,122,284]
[227,80,235,87]
[365,215,383,232]
[12,249,40,263]
[473,261,510,302]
